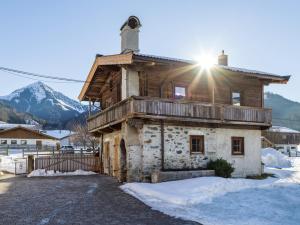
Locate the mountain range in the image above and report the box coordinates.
[264,92,300,131]
[0,81,299,131]
[0,82,88,129]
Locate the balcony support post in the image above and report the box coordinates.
[160,120,165,171]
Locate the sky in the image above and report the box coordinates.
[0,0,299,102]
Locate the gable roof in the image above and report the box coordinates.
[0,126,58,140]
[79,52,290,101]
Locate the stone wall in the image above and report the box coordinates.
[102,123,262,182]
[141,124,262,178]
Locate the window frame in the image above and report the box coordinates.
[231,136,245,155]
[21,140,27,145]
[231,90,242,106]
[174,84,187,99]
[11,140,17,145]
[190,135,205,154]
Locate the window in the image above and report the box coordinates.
[174,86,186,99]
[21,140,27,145]
[232,91,241,106]
[190,135,205,154]
[0,140,7,144]
[11,140,17,145]
[231,137,244,155]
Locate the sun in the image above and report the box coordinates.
[196,53,216,70]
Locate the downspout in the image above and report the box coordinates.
[160,120,165,171]
[100,133,104,173]
[159,79,166,171]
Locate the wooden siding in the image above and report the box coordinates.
[0,127,56,140]
[262,131,300,145]
[100,70,122,109]
[88,96,272,132]
[139,69,263,107]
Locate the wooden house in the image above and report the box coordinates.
[0,126,58,148]
[262,126,300,154]
[79,16,290,182]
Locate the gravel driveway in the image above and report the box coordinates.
[0,174,200,225]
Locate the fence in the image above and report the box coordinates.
[0,145,100,174]
[34,154,100,172]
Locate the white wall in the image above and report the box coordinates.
[141,124,262,178]
[0,138,58,146]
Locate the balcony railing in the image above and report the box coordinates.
[88,96,272,131]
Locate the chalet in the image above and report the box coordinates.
[0,126,58,148]
[79,16,290,182]
[262,126,300,155]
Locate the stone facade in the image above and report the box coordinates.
[101,122,262,182]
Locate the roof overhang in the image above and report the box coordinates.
[0,126,58,140]
[78,53,291,101]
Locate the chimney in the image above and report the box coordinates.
[218,50,228,66]
[120,16,141,53]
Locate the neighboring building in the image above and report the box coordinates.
[0,126,58,148]
[0,121,39,131]
[78,16,290,182]
[42,130,75,146]
[262,126,300,154]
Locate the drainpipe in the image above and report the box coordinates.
[100,134,104,173]
[160,120,165,171]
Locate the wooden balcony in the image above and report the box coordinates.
[88,96,272,132]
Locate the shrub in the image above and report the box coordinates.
[207,158,234,178]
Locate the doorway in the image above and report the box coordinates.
[103,142,111,175]
[120,139,127,182]
[113,136,120,177]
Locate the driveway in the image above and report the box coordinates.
[0,175,199,225]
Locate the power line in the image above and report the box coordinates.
[2,69,74,84]
[0,66,85,83]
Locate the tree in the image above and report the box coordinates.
[71,122,99,150]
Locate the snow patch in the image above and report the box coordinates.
[27,169,96,177]
[121,155,300,225]
[262,148,292,168]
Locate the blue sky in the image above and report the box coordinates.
[0,0,299,101]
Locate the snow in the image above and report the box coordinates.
[27,169,96,177]
[121,156,300,225]
[0,81,87,113]
[268,126,300,133]
[262,148,292,168]
[0,123,38,130]
[42,130,74,139]
[1,81,47,103]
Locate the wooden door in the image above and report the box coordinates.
[103,142,110,175]
[113,136,120,177]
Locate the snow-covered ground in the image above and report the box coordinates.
[27,169,96,177]
[121,152,300,225]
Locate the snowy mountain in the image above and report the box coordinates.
[0,82,88,128]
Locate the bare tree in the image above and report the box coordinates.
[71,122,99,150]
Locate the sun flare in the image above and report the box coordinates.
[196,53,216,70]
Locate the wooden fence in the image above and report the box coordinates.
[34,154,100,172]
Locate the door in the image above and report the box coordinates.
[103,142,111,175]
[36,140,42,151]
[113,136,120,177]
[120,139,127,182]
